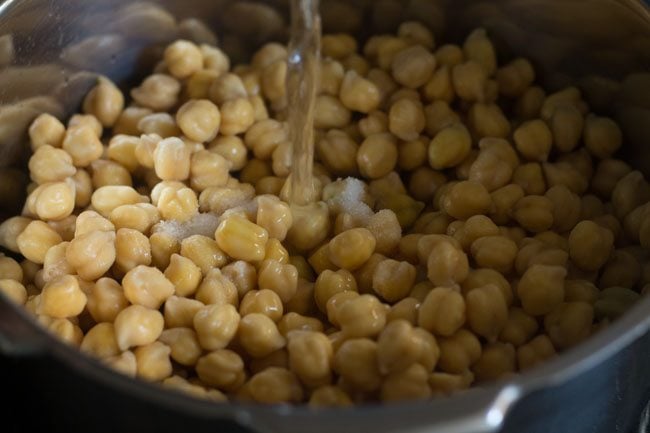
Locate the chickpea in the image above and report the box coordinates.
[612,171,650,219]
[29,113,65,150]
[513,195,554,233]
[472,342,516,383]
[544,302,593,350]
[442,181,491,220]
[84,277,128,323]
[81,323,120,358]
[584,115,622,159]
[334,338,381,392]
[517,335,556,370]
[428,123,472,170]
[335,294,386,338]
[164,295,204,329]
[418,287,465,337]
[517,265,566,316]
[286,330,333,387]
[134,341,172,382]
[424,101,461,136]
[339,70,381,114]
[164,40,203,79]
[131,74,180,111]
[28,145,76,185]
[452,61,487,102]
[114,305,164,351]
[496,58,535,97]
[193,303,240,351]
[238,313,286,358]
[196,349,246,391]
[499,308,539,347]
[210,136,248,171]
[543,161,589,195]
[423,238,469,286]
[286,202,331,252]
[82,76,124,127]
[569,221,614,271]
[381,363,431,402]
[465,284,508,342]
[62,125,103,168]
[594,287,640,320]
[391,45,436,89]
[14,221,62,266]
[469,103,511,139]
[372,259,416,303]
[388,98,425,141]
[327,228,376,271]
[195,268,238,307]
[248,367,303,404]
[550,104,584,153]
[114,228,151,274]
[514,119,553,162]
[423,65,454,103]
[437,329,482,374]
[175,99,221,143]
[429,371,474,396]
[150,232,180,270]
[309,386,353,407]
[591,159,631,199]
[163,254,202,297]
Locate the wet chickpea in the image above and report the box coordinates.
[517,265,566,316]
[428,123,472,170]
[357,133,398,179]
[442,181,492,220]
[517,335,556,371]
[514,119,553,162]
[569,221,614,272]
[418,287,465,337]
[4,27,649,405]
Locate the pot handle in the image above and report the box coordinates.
[0,296,47,356]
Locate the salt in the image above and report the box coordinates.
[154,212,221,240]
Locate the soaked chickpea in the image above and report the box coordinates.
[5,26,649,406]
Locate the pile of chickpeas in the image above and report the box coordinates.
[0,21,649,406]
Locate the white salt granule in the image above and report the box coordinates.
[154,212,221,240]
[327,177,374,223]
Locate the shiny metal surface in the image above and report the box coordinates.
[1,1,650,433]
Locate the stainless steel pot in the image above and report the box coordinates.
[1,1,650,432]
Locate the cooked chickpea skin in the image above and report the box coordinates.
[339,70,381,114]
[418,287,466,337]
[469,103,511,139]
[195,268,239,307]
[163,295,204,329]
[28,145,76,185]
[193,303,240,351]
[437,329,482,374]
[29,113,65,150]
[388,98,425,141]
[164,40,203,79]
[5,28,650,404]
[196,349,246,391]
[452,61,487,102]
[0,279,27,305]
[569,221,614,272]
[517,265,566,316]
[286,330,333,387]
[16,221,62,264]
[114,305,164,351]
[62,124,103,168]
[371,259,416,302]
[513,195,554,233]
[514,119,553,162]
[442,181,492,220]
[131,74,180,111]
[517,335,556,371]
[238,313,286,358]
